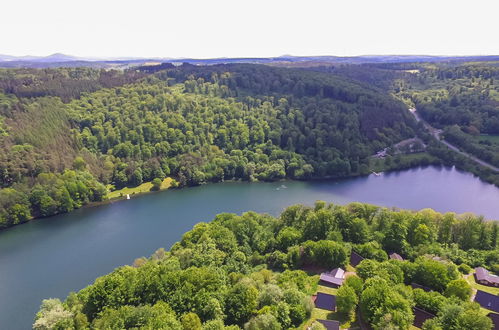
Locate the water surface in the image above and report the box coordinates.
[1,166,498,329]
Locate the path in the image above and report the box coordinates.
[409,108,499,172]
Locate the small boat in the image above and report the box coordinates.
[126,194,130,200]
[372,171,381,176]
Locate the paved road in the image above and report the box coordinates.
[409,108,499,173]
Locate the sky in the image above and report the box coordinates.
[2,0,499,59]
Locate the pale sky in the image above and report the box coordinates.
[2,0,498,59]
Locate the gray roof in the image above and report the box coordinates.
[315,292,337,311]
[475,267,499,284]
[390,253,403,261]
[317,319,340,330]
[320,273,344,286]
[474,290,499,313]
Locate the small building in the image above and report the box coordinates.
[316,319,340,330]
[413,307,435,328]
[389,253,403,261]
[475,267,499,287]
[411,283,432,292]
[474,290,499,313]
[350,250,364,267]
[319,267,345,288]
[487,313,499,330]
[314,292,337,311]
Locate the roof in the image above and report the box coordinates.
[328,267,345,278]
[390,253,403,261]
[475,267,499,284]
[317,319,340,330]
[413,307,435,328]
[487,313,499,330]
[319,273,344,286]
[350,251,364,267]
[474,290,499,313]
[315,292,336,311]
[411,283,432,292]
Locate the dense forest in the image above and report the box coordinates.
[34,202,498,329]
[391,63,499,167]
[0,64,420,229]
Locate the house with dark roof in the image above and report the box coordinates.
[413,307,435,328]
[475,267,499,287]
[350,250,364,267]
[487,313,499,330]
[316,319,340,330]
[474,290,499,313]
[319,267,345,288]
[389,253,403,261]
[314,292,336,311]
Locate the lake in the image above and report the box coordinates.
[1,165,498,329]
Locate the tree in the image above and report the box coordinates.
[244,313,281,330]
[73,157,87,171]
[182,312,202,330]
[151,178,162,191]
[33,299,73,330]
[225,282,259,325]
[444,279,472,301]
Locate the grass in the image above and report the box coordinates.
[464,273,499,296]
[107,177,173,199]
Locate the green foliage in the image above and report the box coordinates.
[360,277,414,330]
[336,284,358,320]
[443,279,472,301]
[33,202,499,329]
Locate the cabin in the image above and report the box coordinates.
[413,307,435,328]
[487,313,499,330]
[389,253,403,261]
[411,283,432,292]
[319,267,345,288]
[350,250,364,267]
[316,319,340,330]
[474,267,499,287]
[314,292,337,311]
[474,290,499,313]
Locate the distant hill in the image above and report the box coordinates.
[1,53,499,69]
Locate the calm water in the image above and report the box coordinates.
[1,166,498,329]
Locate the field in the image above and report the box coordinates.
[107,178,173,199]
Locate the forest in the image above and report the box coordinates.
[0,64,420,229]
[34,202,498,329]
[390,62,499,167]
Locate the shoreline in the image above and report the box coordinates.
[3,161,497,233]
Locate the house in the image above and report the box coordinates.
[389,253,403,261]
[314,292,337,311]
[487,313,499,330]
[475,267,499,287]
[350,250,364,267]
[319,267,345,288]
[316,319,340,330]
[411,283,432,292]
[474,290,499,313]
[413,307,435,328]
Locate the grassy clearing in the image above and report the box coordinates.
[107,178,172,199]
